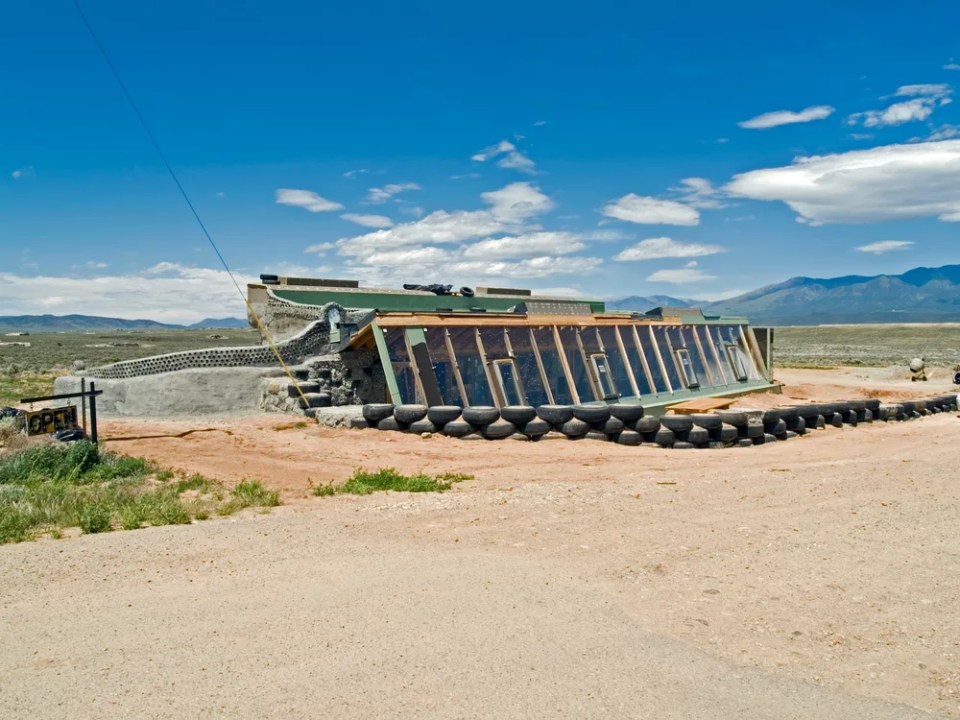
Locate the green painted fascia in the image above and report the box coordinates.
[372,324,402,404]
[272,288,605,314]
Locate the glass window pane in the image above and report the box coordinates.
[508,328,550,407]
[532,327,575,405]
[424,328,464,406]
[597,327,635,398]
[679,327,711,387]
[383,327,418,404]
[723,326,763,381]
[651,327,682,389]
[448,327,494,406]
[557,326,596,401]
[628,327,661,395]
[493,360,524,406]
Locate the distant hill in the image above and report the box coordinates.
[703,264,960,325]
[0,314,247,333]
[606,295,695,312]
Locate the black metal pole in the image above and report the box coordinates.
[89,381,98,445]
[81,377,87,434]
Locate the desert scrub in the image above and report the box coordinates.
[313,467,473,496]
[0,369,57,406]
[0,442,280,544]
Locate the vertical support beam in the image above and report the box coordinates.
[690,325,720,387]
[443,328,469,407]
[80,377,87,434]
[528,328,555,405]
[648,325,674,394]
[403,329,427,403]
[744,325,769,381]
[406,327,443,406]
[613,326,641,399]
[661,328,684,387]
[474,328,502,407]
[372,324,402,404]
[552,325,580,405]
[502,329,527,405]
[631,326,657,397]
[574,328,602,401]
[89,381,98,446]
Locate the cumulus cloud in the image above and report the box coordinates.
[304,242,335,254]
[848,84,953,128]
[602,194,700,226]
[919,124,959,142]
[614,237,726,261]
[340,213,393,228]
[738,105,835,130]
[11,166,35,179]
[646,262,716,284]
[331,182,601,286]
[672,177,728,209]
[946,62,960,71]
[275,188,343,212]
[463,232,585,260]
[364,182,420,204]
[855,240,914,255]
[472,140,536,174]
[0,263,253,325]
[85,261,108,269]
[724,139,960,224]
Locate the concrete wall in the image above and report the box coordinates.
[54,367,289,416]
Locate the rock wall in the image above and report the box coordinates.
[259,350,386,414]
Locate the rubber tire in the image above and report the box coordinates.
[585,431,610,442]
[537,405,574,425]
[765,418,787,435]
[377,416,402,432]
[633,416,660,433]
[745,423,764,438]
[716,410,749,427]
[572,404,611,425]
[522,418,551,439]
[673,441,696,450]
[598,417,625,435]
[654,428,676,447]
[558,418,590,437]
[736,438,753,447]
[500,405,537,425]
[719,423,738,443]
[830,413,843,428]
[660,414,694,432]
[462,406,500,427]
[408,418,438,434]
[617,429,642,446]
[394,404,429,424]
[427,405,463,426]
[686,413,719,431]
[443,419,475,437]
[367,404,395,428]
[609,404,644,422]
[482,419,517,439]
[687,427,710,446]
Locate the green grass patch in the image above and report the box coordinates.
[0,370,57,406]
[0,442,281,544]
[314,467,473,496]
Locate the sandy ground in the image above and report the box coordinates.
[1,367,959,718]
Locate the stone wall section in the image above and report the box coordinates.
[259,350,386,414]
[83,303,344,380]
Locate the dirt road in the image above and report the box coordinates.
[1,368,958,718]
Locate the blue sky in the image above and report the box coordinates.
[2,0,960,322]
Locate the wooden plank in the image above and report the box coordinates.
[667,397,735,414]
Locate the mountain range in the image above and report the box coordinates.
[609,265,960,325]
[0,314,249,333]
[3,265,960,329]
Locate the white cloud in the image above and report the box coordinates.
[451,172,482,180]
[848,84,953,128]
[399,206,425,218]
[357,247,455,267]
[304,242,335,254]
[855,240,914,255]
[614,237,726,261]
[533,120,549,126]
[725,139,960,224]
[363,182,420,204]
[481,182,554,221]
[672,177,728,209]
[11,166,34,179]
[946,62,960,71]
[921,124,959,141]
[472,140,536,174]
[646,265,717,284]
[0,264,253,325]
[738,105,835,129]
[215,191,226,198]
[275,188,343,212]
[448,256,602,279]
[340,213,393,228]
[85,261,108,269]
[463,232,585,260]
[343,168,368,178]
[602,194,700,226]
